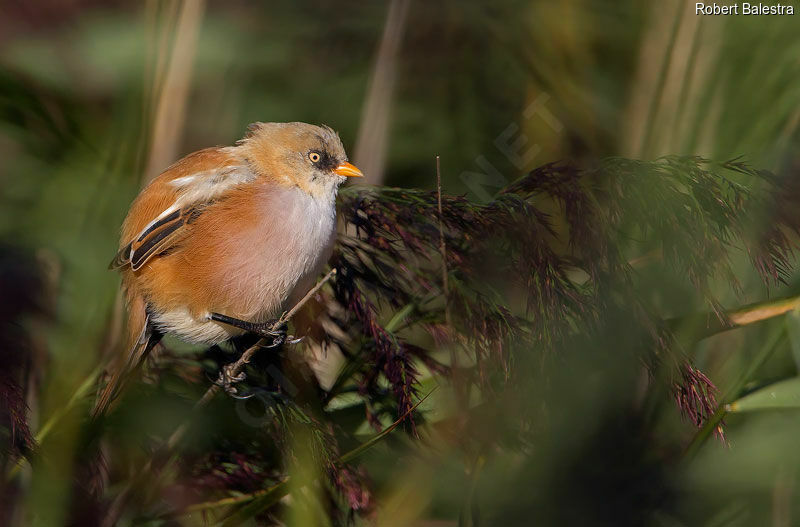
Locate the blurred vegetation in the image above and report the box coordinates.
[3,1,800,526]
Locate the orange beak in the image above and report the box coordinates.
[333,161,364,178]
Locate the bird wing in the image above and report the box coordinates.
[110,205,202,271]
[110,162,256,271]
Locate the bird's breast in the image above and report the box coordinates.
[214,184,337,317]
[144,183,337,344]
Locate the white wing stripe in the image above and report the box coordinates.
[131,163,256,245]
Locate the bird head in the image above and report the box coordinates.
[237,122,363,200]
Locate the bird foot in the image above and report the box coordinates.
[213,363,253,399]
[209,313,295,348]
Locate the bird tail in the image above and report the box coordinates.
[92,294,160,418]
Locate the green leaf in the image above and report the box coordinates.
[726,377,800,412]
[785,309,800,372]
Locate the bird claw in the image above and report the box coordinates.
[228,371,247,383]
[260,333,304,349]
[214,364,252,398]
[207,322,305,399]
[262,334,284,349]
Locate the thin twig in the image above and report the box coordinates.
[435,157,466,414]
[435,156,451,328]
[183,268,337,424]
[103,269,337,527]
[435,157,455,364]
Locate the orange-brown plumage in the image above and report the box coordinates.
[94,122,362,416]
[120,148,239,244]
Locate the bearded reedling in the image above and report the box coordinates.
[94,122,363,416]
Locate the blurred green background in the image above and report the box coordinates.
[3,1,800,526]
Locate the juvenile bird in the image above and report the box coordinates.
[94,122,362,415]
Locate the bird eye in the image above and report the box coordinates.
[308,151,321,163]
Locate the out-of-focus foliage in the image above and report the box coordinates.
[3,1,800,526]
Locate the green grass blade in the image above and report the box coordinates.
[726,377,800,413]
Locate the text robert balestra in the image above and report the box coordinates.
[696,3,795,15]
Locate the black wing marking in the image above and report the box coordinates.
[130,214,185,271]
[136,208,181,242]
[109,242,133,270]
[108,205,206,271]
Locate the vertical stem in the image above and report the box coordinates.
[640,3,685,159]
[144,0,206,183]
[435,156,464,412]
[352,0,412,185]
[668,16,704,152]
[435,156,451,328]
